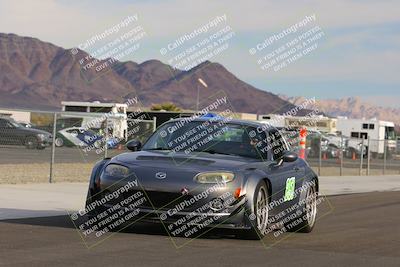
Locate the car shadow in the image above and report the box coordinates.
[0,212,75,229]
[0,213,238,240]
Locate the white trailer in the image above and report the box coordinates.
[0,109,31,123]
[336,117,396,155]
[61,101,128,139]
[257,114,337,133]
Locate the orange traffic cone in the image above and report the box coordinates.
[299,149,305,159]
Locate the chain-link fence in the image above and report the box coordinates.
[0,108,156,183]
[1,108,399,183]
[281,129,400,176]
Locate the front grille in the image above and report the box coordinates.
[126,190,190,209]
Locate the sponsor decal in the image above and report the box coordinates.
[284,177,296,201]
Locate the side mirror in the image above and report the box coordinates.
[282,151,298,162]
[126,140,142,151]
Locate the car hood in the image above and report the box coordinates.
[18,127,51,136]
[110,150,263,172]
[102,150,272,195]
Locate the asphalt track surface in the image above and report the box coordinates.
[1,146,400,171]
[1,191,399,266]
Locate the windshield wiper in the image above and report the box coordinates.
[199,150,236,156]
[145,147,171,151]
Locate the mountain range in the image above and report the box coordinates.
[2,33,397,126]
[281,95,400,125]
[0,33,305,115]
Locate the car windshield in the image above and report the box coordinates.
[9,120,21,128]
[84,129,98,136]
[142,120,267,159]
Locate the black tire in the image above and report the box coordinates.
[25,136,38,149]
[286,180,317,233]
[237,181,269,240]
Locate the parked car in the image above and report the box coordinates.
[306,131,366,159]
[0,117,52,149]
[55,127,118,149]
[306,133,340,158]
[344,139,367,159]
[18,122,36,128]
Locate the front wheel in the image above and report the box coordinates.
[287,181,317,233]
[25,136,38,149]
[237,181,269,240]
[55,137,64,147]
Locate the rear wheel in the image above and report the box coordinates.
[238,181,269,240]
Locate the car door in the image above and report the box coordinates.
[265,129,304,215]
[65,129,83,146]
[76,130,90,146]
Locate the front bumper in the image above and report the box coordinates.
[136,208,249,230]
[100,193,251,230]
[38,140,52,147]
[38,135,52,147]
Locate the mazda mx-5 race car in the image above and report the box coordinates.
[84,116,318,240]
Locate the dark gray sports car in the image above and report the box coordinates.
[85,116,318,240]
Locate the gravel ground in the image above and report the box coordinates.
[0,163,93,184]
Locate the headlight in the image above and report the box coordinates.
[37,134,45,140]
[103,164,130,178]
[194,172,234,184]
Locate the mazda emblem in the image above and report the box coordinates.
[155,172,167,179]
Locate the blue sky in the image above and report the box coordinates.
[0,0,399,107]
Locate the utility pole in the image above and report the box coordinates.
[197,78,208,113]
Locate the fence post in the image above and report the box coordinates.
[383,139,387,175]
[340,135,343,176]
[359,138,364,176]
[104,119,108,159]
[367,137,370,176]
[318,135,322,176]
[49,113,57,183]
